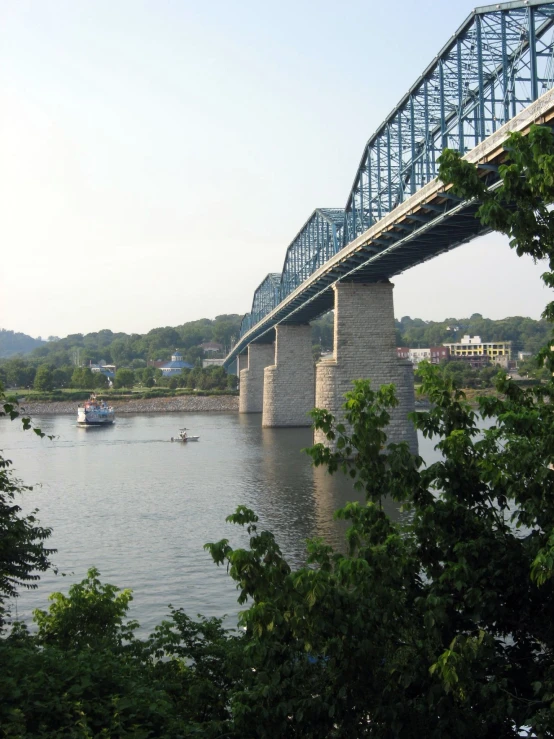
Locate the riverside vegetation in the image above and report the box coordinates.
[2,126,554,736]
[2,312,551,393]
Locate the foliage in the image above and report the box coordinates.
[205,369,554,737]
[33,364,53,391]
[414,359,503,390]
[0,567,242,738]
[0,329,44,358]
[0,385,55,631]
[396,313,551,354]
[311,311,334,350]
[114,368,135,389]
[438,124,554,327]
[71,366,95,389]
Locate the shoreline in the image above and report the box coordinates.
[15,396,239,416]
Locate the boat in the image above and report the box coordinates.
[77,394,115,426]
[171,428,200,442]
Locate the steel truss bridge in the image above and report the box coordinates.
[224,0,554,368]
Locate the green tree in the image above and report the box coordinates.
[71,367,95,389]
[206,369,554,737]
[92,372,109,389]
[3,357,35,388]
[52,366,72,389]
[0,385,55,630]
[114,368,135,389]
[438,124,554,329]
[33,364,53,391]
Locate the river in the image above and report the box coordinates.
[1,412,439,633]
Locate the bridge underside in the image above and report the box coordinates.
[231,196,486,355]
[278,199,487,327]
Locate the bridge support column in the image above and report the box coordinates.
[315,281,418,453]
[262,324,314,427]
[239,343,275,413]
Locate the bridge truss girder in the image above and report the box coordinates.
[234,0,554,349]
[280,208,345,301]
[344,0,554,245]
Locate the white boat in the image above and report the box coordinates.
[171,428,200,442]
[77,394,115,426]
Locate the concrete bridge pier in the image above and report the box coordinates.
[314,281,418,453]
[239,343,275,413]
[262,324,315,427]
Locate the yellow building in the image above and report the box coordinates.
[442,335,512,360]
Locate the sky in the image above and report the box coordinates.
[0,0,550,339]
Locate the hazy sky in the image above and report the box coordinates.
[1,0,550,339]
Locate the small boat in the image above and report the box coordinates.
[171,428,200,442]
[77,394,115,426]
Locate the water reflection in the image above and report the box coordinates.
[0,411,444,629]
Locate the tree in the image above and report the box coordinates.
[205,369,554,737]
[0,385,55,630]
[92,372,109,389]
[438,124,554,330]
[114,368,135,389]
[3,358,35,388]
[33,364,53,391]
[71,367,94,389]
[52,367,72,389]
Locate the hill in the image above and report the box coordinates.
[0,329,45,358]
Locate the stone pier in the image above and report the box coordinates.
[314,281,418,453]
[239,343,275,413]
[262,324,315,427]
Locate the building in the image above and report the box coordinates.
[442,335,512,361]
[89,361,115,381]
[159,350,193,377]
[202,358,225,368]
[200,341,223,354]
[396,347,431,365]
[430,346,450,364]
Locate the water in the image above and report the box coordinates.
[0,412,439,633]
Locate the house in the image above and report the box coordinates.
[200,342,223,354]
[89,361,115,381]
[159,350,193,376]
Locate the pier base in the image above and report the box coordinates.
[239,343,275,413]
[262,324,315,427]
[314,281,418,453]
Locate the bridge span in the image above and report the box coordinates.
[224,1,554,445]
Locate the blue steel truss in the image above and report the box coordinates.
[237,0,554,343]
[344,0,554,245]
[280,208,345,301]
[241,273,281,335]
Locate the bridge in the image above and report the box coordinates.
[224,0,554,445]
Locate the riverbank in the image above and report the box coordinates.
[17,395,239,415]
